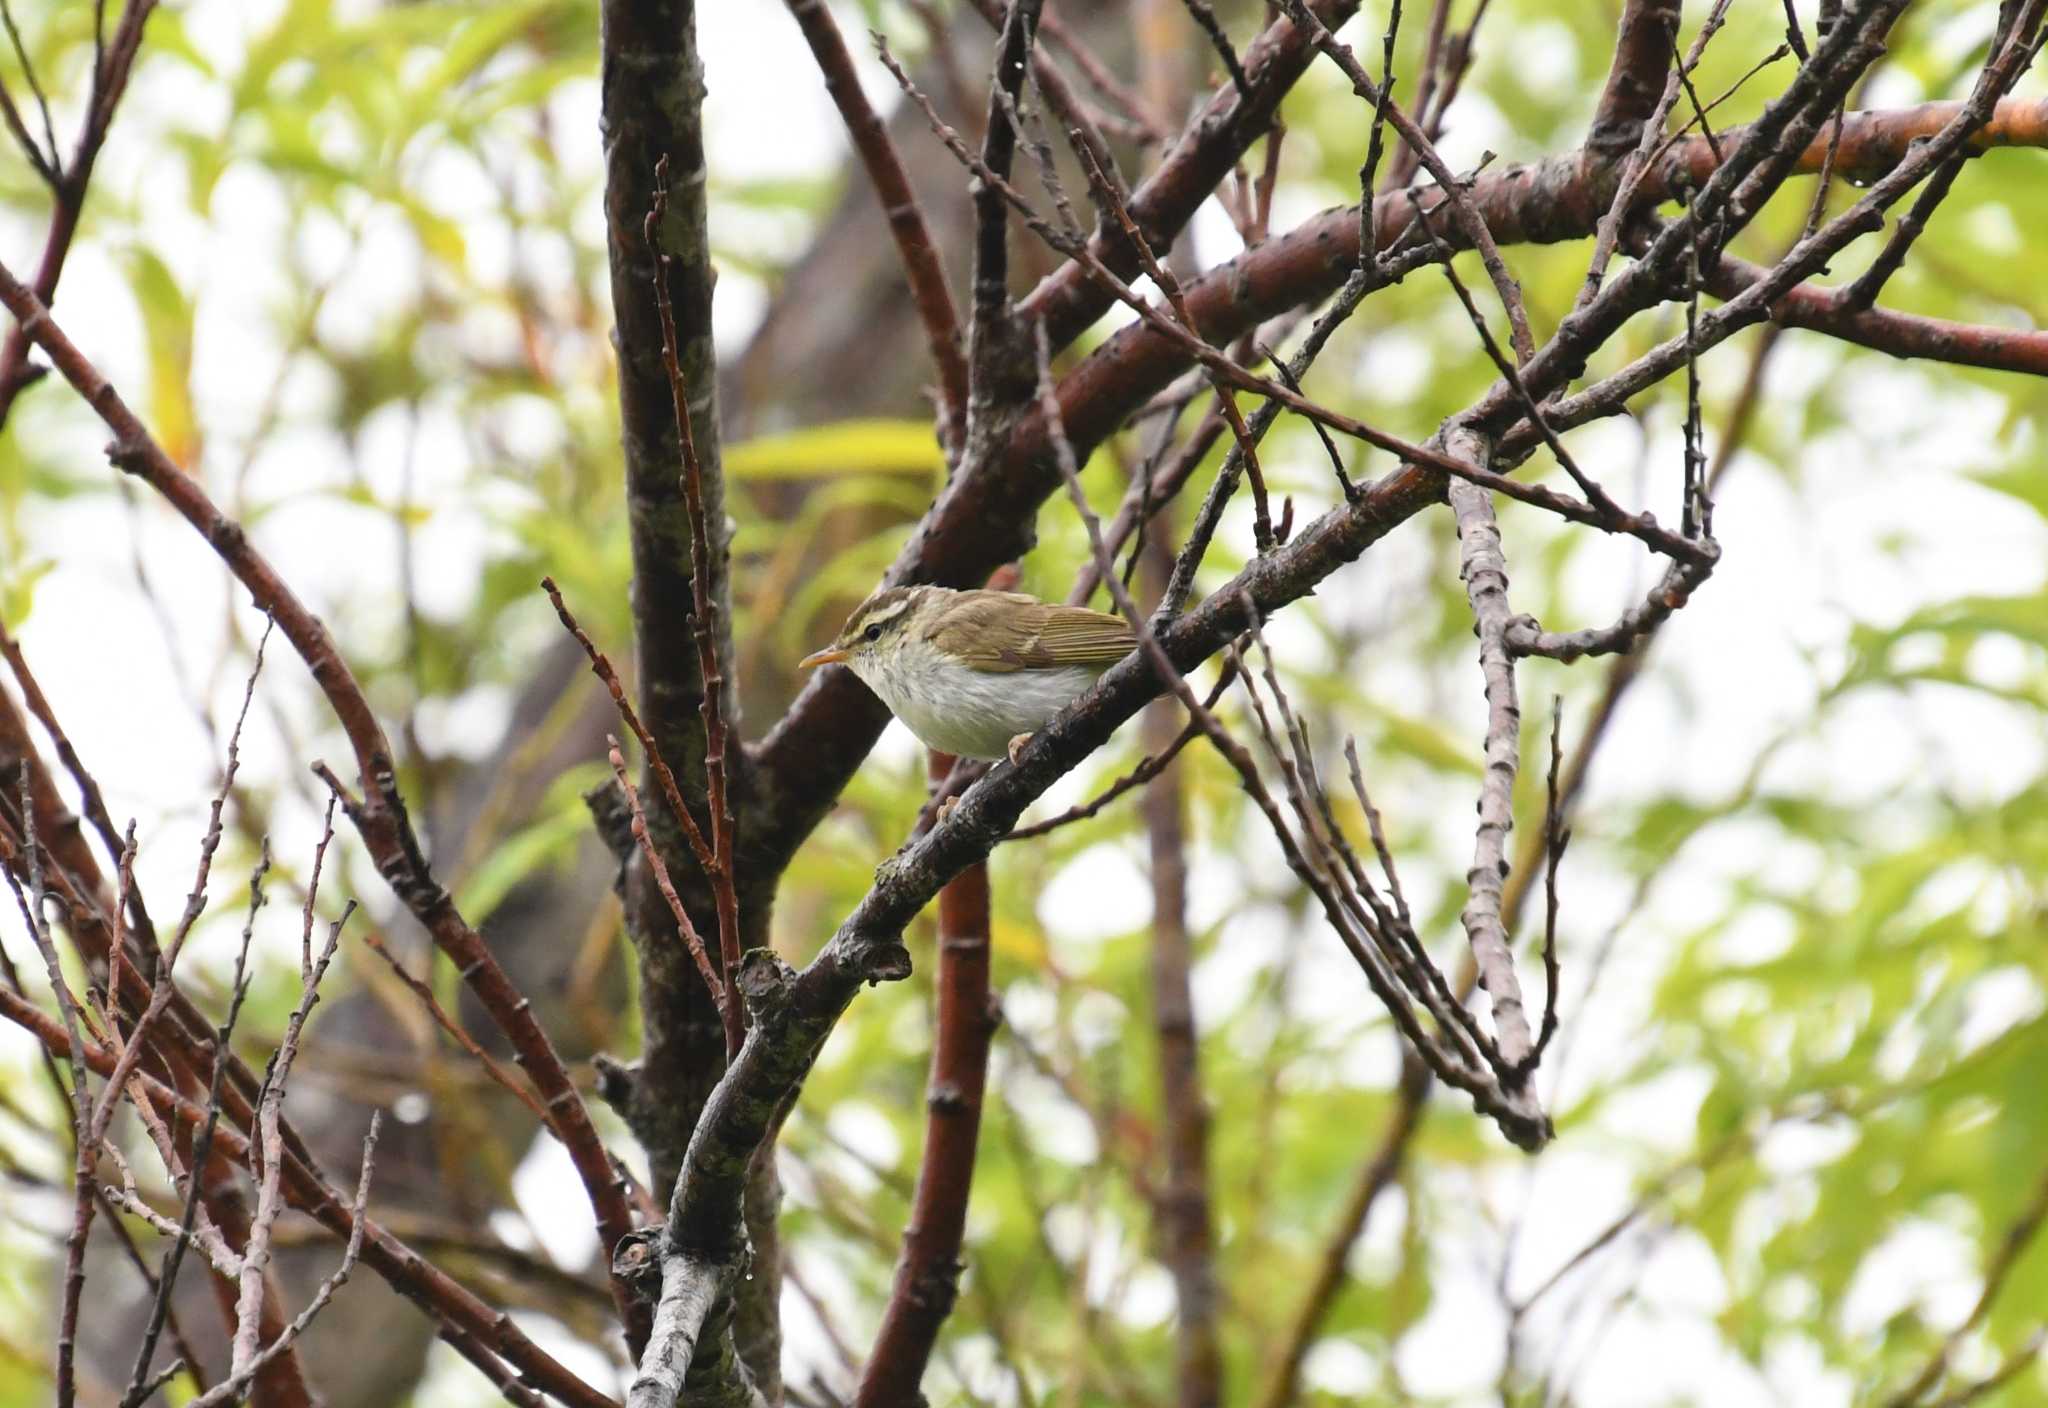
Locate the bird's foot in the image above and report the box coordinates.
[1007,732,1032,767]
[936,794,960,826]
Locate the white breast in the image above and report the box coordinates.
[853,638,1107,760]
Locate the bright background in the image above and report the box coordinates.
[2,1,2046,1404]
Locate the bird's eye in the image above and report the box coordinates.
[863,623,883,642]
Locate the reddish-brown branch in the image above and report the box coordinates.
[1015,0,1362,348]
[0,0,156,428]
[0,680,314,1406]
[0,987,619,1408]
[851,749,999,1408]
[1141,537,1222,1408]
[544,576,716,882]
[0,259,648,1349]
[1278,0,1536,363]
[1703,248,2048,376]
[607,738,733,1021]
[0,621,133,900]
[1586,0,1684,161]
[7,794,98,1408]
[648,159,746,1061]
[753,87,2048,872]
[783,0,967,448]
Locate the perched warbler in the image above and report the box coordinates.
[800,585,1136,763]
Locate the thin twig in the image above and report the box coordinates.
[358,931,552,1127]
[1178,0,1250,100]
[119,886,257,1408]
[607,737,730,1019]
[6,781,94,1408]
[1074,140,1277,550]
[188,1115,382,1408]
[0,253,646,1339]
[1005,659,1239,839]
[1278,0,1536,362]
[783,0,968,447]
[541,577,717,882]
[648,157,745,1059]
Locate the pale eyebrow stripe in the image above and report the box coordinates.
[865,596,914,627]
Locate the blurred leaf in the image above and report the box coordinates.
[723,419,944,481]
[124,249,199,469]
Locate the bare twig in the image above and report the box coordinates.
[0,247,646,1355]
[609,738,730,1018]
[1005,658,1239,839]
[118,871,257,1408]
[1442,431,1536,1074]
[6,780,94,1408]
[648,158,745,1059]
[544,576,717,883]
[1073,140,1277,550]
[1278,0,1536,362]
[0,987,613,1408]
[0,0,159,426]
[189,1115,382,1408]
[782,0,968,447]
[1882,1156,2048,1408]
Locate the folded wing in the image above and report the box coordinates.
[930,592,1138,673]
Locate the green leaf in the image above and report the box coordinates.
[722,419,944,481]
[453,799,589,925]
[1,558,53,630]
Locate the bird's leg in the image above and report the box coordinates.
[937,794,961,825]
[1007,733,1032,767]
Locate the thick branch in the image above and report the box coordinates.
[1443,444,1534,1071]
[1702,248,2048,376]
[754,75,2032,872]
[1586,0,1684,161]
[598,20,772,1372]
[853,752,998,1407]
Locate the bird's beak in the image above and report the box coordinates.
[799,646,849,670]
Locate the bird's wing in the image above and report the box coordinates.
[928,594,1137,673]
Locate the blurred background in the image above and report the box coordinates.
[1,1,2045,1404]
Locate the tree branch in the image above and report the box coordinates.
[0,987,619,1408]
[0,257,648,1356]
[750,80,2033,872]
[782,0,969,448]
[852,752,998,1406]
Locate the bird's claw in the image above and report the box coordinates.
[936,794,960,826]
[1007,732,1032,767]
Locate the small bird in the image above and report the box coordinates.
[800,585,1136,763]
